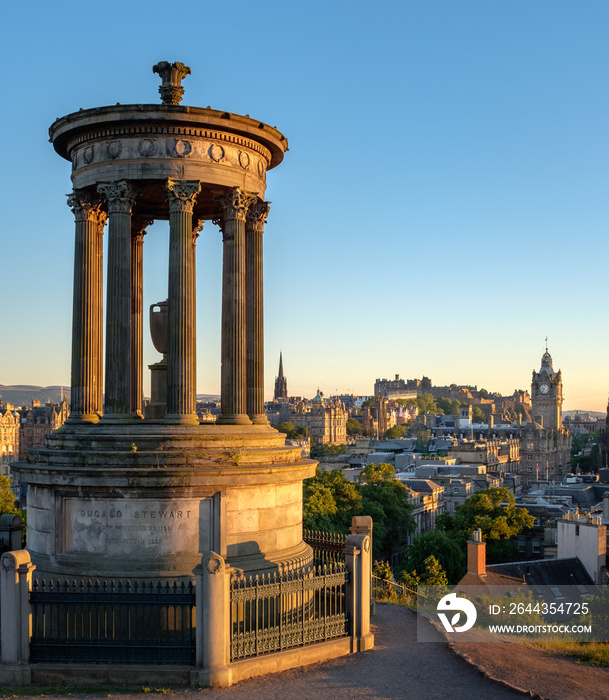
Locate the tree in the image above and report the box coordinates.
[416,394,438,415]
[303,468,362,532]
[435,396,462,416]
[361,398,375,409]
[472,406,485,423]
[384,424,408,440]
[346,417,362,436]
[277,421,296,436]
[448,487,534,564]
[358,467,415,559]
[399,530,465,584]
[479,388,489,400]
[358,462,396,485]
[0,475,18,516]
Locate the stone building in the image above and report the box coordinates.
[448,437,520,475]
[518,348,572,487]
[0,403,19,471]
[18,398,69,459]
[276,390,347,445]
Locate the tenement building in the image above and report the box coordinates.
[0,402,19,471]
[518,348,572,487]
[18,398,70,459]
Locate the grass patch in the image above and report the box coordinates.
[531,641,609,666]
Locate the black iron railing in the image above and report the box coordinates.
[303,529,347,565]
[230,563,349,661]
[30,578,195,664]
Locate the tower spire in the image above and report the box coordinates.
[274,352,288,400]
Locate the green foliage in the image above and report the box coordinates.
[361,398,375,408]
[358,462,395,485]
[472,406,486,423]
[303,463,415,560]
[360,477,415,560]
[310,443,347,458]
[416,393,438,415]
[303,468,362,533]
[372,560,393,581]
[447,487,534,564]
[436,396,461,416]
[277,421,312,441]
[399,530,465,584]
[346,417,362,436]
[571,432,599,473]
[384,424,409,439]
[0,475,18,517]
[479,388,489,400]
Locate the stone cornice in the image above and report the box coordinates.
[50,105,287,169]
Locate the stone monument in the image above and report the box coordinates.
[13,62,315,581]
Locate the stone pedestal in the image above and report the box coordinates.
[145,360,168,420]
[15,424,315,580]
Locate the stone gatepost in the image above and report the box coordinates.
[344,532,374,652]
[192,552,232,688]
[0,550,35,678]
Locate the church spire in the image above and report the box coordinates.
[274,352,288,400]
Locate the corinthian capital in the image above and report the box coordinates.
[132,215,154,240]
[214,187,258,224]
[247,201,271,233]
[165,179,201,214]
[97,180,140,214]
[67,189,103,222]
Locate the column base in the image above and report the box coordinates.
[164,413,200,426]
[101,413,141,424]
[217,414,253,426]
[67,413,100,425]
[250,414,269,425]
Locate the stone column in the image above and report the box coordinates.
[214,188,257,425]
[95,210,106,417]
[245,201,270,424]
[66,189,105,424]
[98,180,139,421]
[192,219,203,417]
[165,179,201,425]
[130,217,152,418]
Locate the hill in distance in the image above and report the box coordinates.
[0,385,70,408]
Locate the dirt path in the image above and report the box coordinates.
[450,637,609,700]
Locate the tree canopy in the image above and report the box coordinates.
[303,464,415,560]
[398,529,465,584]
[346,417,362,436]
[416,393,438,415]
[383,424,409,440]
[436,396,461,416]
[436,487,534,564]
[0,475,18,516]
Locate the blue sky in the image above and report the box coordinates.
[1,1,608,410]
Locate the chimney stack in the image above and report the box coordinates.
[468,528,486,576]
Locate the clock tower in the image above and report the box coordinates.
[531,347,562,430]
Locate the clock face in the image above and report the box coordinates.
[539,384,550,394]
